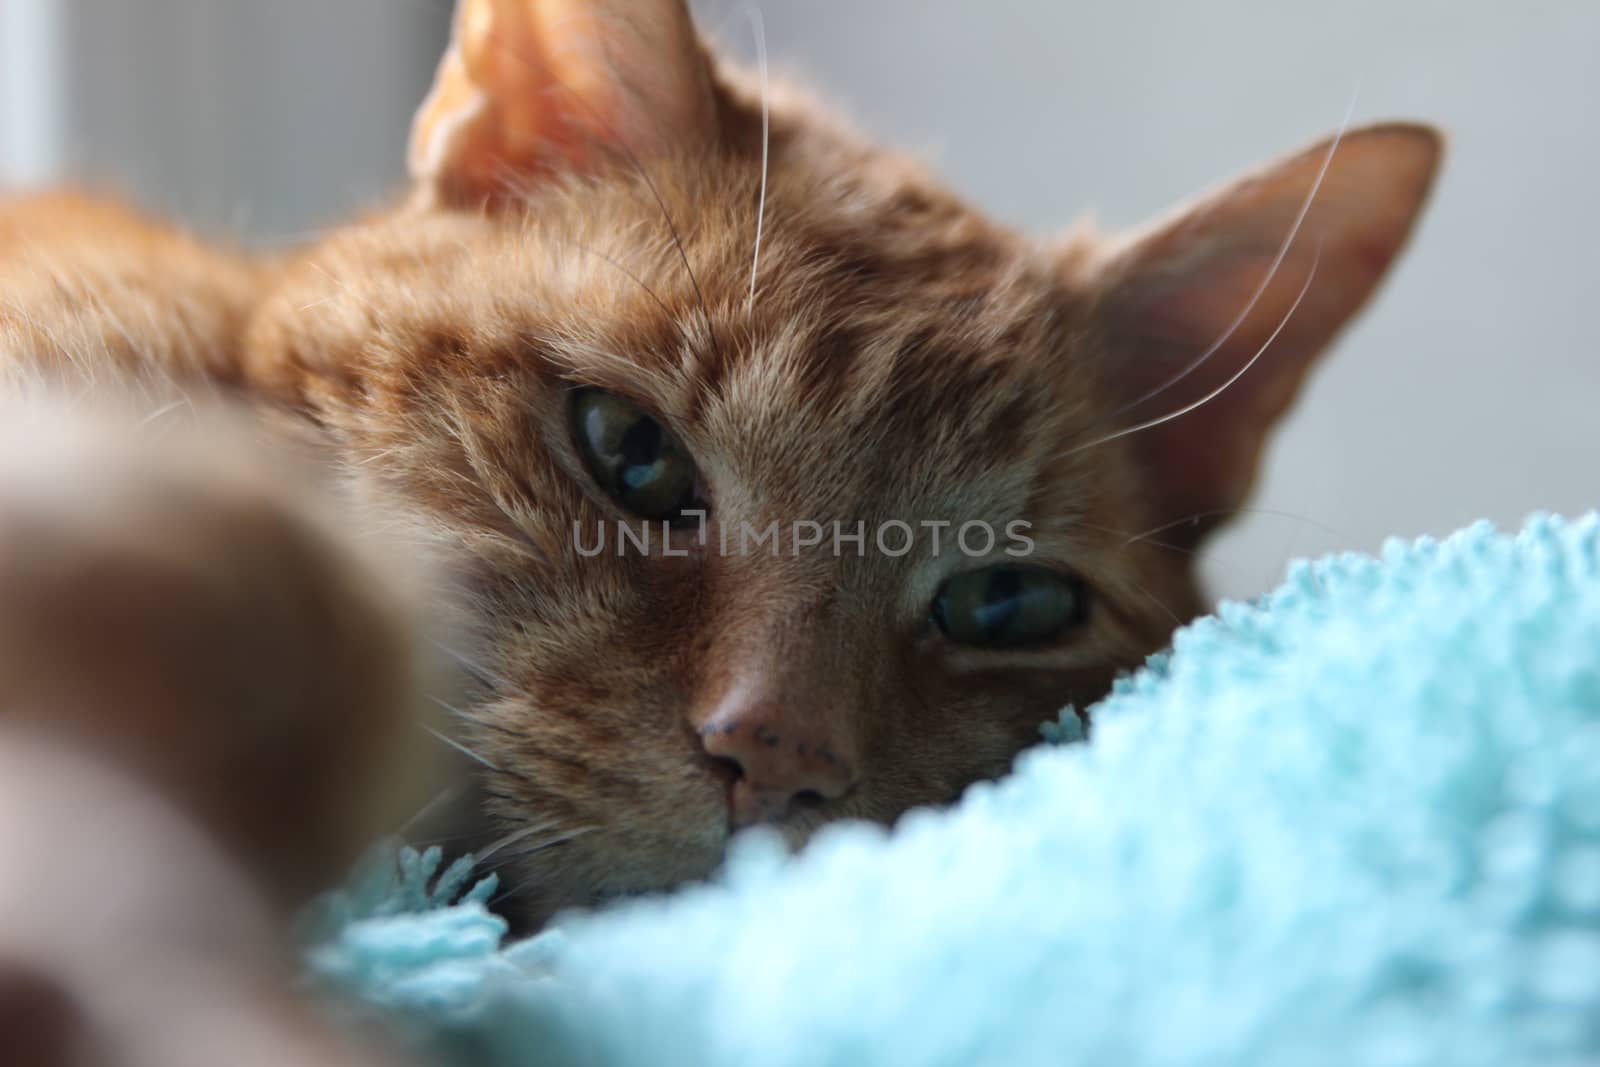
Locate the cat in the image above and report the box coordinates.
[0,0,1442,932]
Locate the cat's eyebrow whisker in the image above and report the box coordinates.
[744,3,770,316]
[447,14,725,365]
[575,14,727,362]
[1107,89,1358,422]
[1060,243,1321,460]
[567,240,695,353]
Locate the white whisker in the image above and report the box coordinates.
[1111,88,1359,419]
[475,820,566,862]
[396,783,465,837]
[137,398,189,428]
[492,827,596,866]
[1123,574,1184,627]
[745,4,770,315]
[1063,243,1322,459]
[420,722,502,772]
[1122,506,1351,547]
[431,639,513,692]
[429,694,477,721]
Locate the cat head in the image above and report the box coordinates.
[245,0,1441,924]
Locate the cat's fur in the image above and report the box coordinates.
[0,0,1441,928]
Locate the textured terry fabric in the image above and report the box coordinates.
[306,515,1600,1067]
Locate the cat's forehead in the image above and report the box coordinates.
[504,146,1104,521]
[614,231,1091,527]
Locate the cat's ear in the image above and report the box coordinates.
[409,0,716,207]
[1077,123,1442,541]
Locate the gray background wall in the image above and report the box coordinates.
[2,0,1594,601]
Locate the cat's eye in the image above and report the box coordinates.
[931,566,1088,648]
[572,389,703,525]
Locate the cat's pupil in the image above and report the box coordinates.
[619,417,661,468]
[975,568,1023,639]
[932,566,1087,648]
[572,389,702,525]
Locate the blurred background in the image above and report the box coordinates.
[1,0,1594,600]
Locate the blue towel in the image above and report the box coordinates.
[306,515,1600,1066]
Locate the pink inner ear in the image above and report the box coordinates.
[409,0,716,207]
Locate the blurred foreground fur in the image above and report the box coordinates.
[0,396,440,1065]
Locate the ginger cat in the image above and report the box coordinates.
[0,0,1441,934]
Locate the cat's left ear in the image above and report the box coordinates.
[1075,123,1442,540]
[409,0,716,208]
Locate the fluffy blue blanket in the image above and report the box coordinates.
[305,515,1600,1066]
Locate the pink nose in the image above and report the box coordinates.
[698,695,857,829]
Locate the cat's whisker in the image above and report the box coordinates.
[744,3,770,316]
[420,721,503,772]
[1060,243,1321,459]
[1121,574,1185,628]
[489,827,596,867]
[431,638,513,693]
[1068,506,1352,558]
[577,11,727,359]
[1107,90,1358,422]
[137,398,190,428]
[1057,517,1265,590]
[486,827,597,905]
[474,820,567,863]
[395,782,465,837]
[1121,506,1353,548]
[429,694,479,722]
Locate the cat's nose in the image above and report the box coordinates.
[697,690,858,829]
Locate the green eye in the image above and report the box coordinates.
[931,566,1088,648]
[572,389,702,524]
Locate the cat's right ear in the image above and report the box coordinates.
[1067,124,1441,542]
[409,0,717,208]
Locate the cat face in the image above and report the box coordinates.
[245,0,1440,924]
